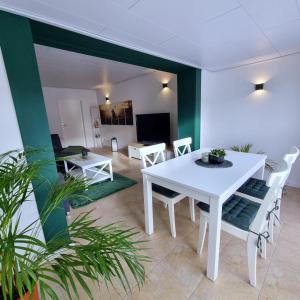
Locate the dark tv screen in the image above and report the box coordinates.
[136,113,170,145]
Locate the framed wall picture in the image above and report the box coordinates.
[99,100,133,125]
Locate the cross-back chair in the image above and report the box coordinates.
[173,137,196,221]
[197,162,289,287]
[139,143,195,238]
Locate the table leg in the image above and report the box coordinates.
[260,164,265,180]
[109,162,113,181]
[207,197,222,281]
[82,168,88,190]
[143,173,153,235]
[64,160,68,173]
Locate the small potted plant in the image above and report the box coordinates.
[209,148,226,164]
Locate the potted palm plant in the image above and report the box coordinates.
[0,150,148,300]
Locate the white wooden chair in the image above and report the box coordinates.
[139,143,195,238]
[173,137,196,221]
[173,137,192,157]
[236,146,299,241]
[197,163,289,287]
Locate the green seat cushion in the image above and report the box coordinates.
[197,195,260,231]
[152,183,180,198]
[237,178,269,200]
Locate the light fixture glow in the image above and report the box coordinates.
[105,96,110,104]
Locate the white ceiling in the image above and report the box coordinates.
[1,0,300,71]
[35,44,155,89]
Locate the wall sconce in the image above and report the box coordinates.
[255,83,264,91]
[105,96,110,104]
[162,82,168,89]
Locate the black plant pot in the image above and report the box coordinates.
[209,154,225,164]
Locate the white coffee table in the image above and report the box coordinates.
[64,153,113,185]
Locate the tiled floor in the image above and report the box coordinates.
[62,148,300,300]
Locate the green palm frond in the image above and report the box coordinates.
[231,143,253,153]
[0,149,149,300]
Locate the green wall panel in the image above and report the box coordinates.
[177,68,201,150]
[30,20,190,74]
[0,10,67,241]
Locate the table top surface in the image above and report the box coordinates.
[65,152,111,167]
[142,148,267,200]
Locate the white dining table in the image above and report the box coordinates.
[142,148,267,281]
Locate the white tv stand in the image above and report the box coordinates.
[128,142,174,160]
[128,143,144,160]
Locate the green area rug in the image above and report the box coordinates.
[69,172,137,209]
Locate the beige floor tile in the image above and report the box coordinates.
[189,267,259,300]
[258,246,300,300]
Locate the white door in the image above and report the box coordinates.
[58,99,87,147]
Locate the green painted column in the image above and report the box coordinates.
[177,68,201,150]
[0,11,67,241]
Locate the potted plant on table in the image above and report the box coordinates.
[0,150,148,300]
[209,148,226,164]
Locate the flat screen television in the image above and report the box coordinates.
[136,113,170,145]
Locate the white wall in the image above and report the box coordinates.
[97,71,177,149]
[0,48,45,243]
[201,53,300,188]
[43,87,98,148]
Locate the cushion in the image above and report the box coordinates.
[152,183,180,198]
[237,177,269,200]
[197,195,260,231]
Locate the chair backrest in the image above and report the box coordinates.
[272,146,300,191]
[283,146,299,168]
[139,143,166,168]
[251,162,289,234]
[173,137,192,157]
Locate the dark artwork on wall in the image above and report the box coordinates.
[99,100,133,125]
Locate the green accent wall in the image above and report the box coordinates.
[0,10,67,241]
[177,69,201,150]
[30,21,190,74]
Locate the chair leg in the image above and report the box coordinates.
[247,236,257,287]
[168,202,176,238]
[189,197,195,222]
[197,214,207,255]
[268,213,274,244]
[274,200,281,227]
[261,229,267,259]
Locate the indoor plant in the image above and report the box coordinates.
[0,150,148,300]
[231,143,275,172]
[209,148,226,164]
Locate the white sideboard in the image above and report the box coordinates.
[128,142,174,160]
